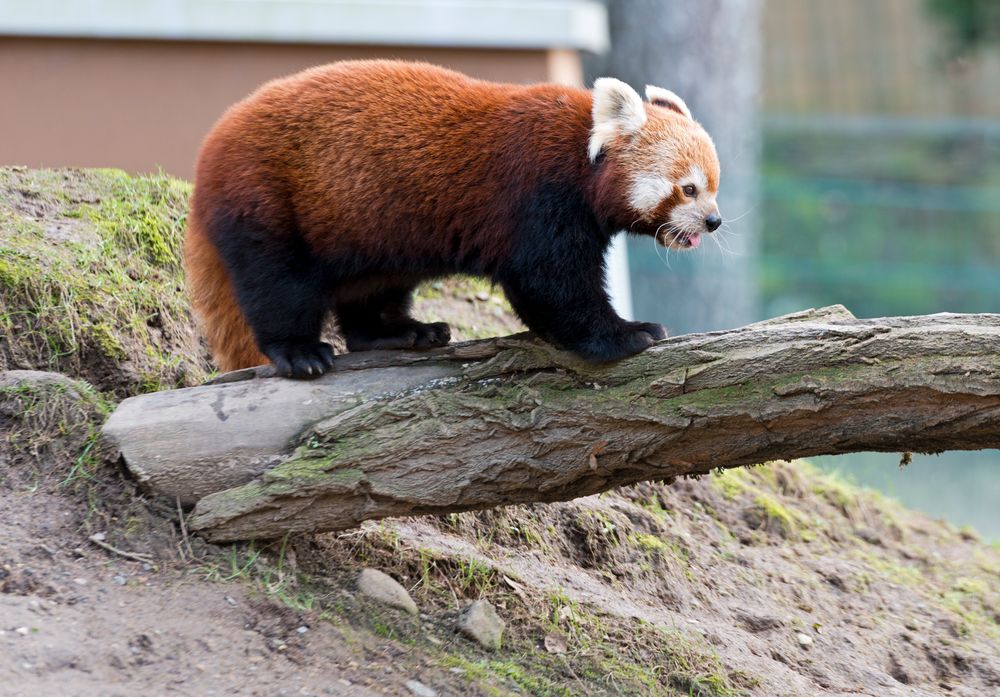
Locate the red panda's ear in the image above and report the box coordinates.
[589,77,647,162]
[645,85,693,120]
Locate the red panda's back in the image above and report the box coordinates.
[192,60,593,258]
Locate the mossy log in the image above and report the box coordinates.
[100,306,1000,542]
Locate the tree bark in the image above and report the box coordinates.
[100,307,1000,542]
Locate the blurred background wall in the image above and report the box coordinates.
[0,0,607,178]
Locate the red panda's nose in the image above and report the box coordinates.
[705,214,722,232]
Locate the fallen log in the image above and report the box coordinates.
[100,306,1000,542]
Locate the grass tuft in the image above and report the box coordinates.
[0,167,208,396]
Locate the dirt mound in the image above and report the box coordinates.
[304,466,1000,696]
[0,167,210,397]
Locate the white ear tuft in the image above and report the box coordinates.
[589,77,647,162]
[645,85,692,120]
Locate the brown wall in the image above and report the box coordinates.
[0,37,575,179]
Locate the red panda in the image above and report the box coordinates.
[184,60,721,377]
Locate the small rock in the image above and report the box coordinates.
[736,611,785,633]
[405,679,438,697]
[296,625,309,634]
[854,527,882,546]
[113,575,127,586]
[796,632,813,647]
[474,290,490,301]
[357,569,418,615]
[543,631,568,654]
[457,599,504,650]
[15,627,30,636]
[225,595,237,607]
[73,577,88,586]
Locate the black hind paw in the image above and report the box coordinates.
[262,340,335,379]
[413,321,451,348]
[345,321,451,352]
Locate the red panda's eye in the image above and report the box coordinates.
[683,184,697,197]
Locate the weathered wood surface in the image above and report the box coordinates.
[100,306,1000,542]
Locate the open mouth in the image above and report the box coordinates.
[656,230,702,250]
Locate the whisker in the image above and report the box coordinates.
[721,205,758,224]
[709,232,732,259]
[651,230,672,269]
[711,229,742,258]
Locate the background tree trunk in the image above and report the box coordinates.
[584,0,763,334]
[101,307,1000,542]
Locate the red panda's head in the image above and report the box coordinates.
[589,78,721,250]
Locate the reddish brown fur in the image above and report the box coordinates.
[186,61,636,370]
[183,208,268,370]
[185,60,714,372]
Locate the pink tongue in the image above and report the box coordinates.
[687,233,702,248]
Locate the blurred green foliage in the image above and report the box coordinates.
[760,120,1000,319]
[926,0,1000,54]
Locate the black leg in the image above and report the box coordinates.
[497,181,665,362]
[336,286,451,352]
[500,273,663,361]
[212,214,335,378]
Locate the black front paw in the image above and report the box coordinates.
[627,321,667,341]
[262,340,335,378]
[575,322,664,362]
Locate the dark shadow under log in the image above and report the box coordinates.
[99,306,1000,542]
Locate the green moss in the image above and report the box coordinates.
[84,170,189,268]
[439,655,570,697]
[952,576,990,598]
[863,554,924,587]
[580,509,621,543]
[755,493,794,528]
[0,167,206,396]
[455,557,500,596]
[437,613,749,697]
[944,577,999,636]
[630,532,671,552]
[809,469,859,511]
[711,468,752,500]
[414,275,496,301]
[0,375,112,488]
